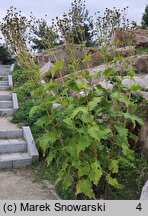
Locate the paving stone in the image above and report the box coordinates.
[13,157,32,168]
[0,152,33,169]
[0,86,9,90]
[0,76,8,81]
[0,139,27,153]
[0,81,8,86]
[0,108,15,116]
[0,130,23,139]
[0,160,12,169]
[6,130,23,139]
[0,101,13,108]
[0,95,12,101]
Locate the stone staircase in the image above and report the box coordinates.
[0,64,39,169]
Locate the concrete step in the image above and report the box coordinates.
[0,72,10,76]
[0,76,8,81]
[0,153,32,169]
[0,138,27,154]
[0,86,9,90]
[0,95,12,101]
[0,101,13,108]
[0,81,8,86]
[0,65,11,70]
[0,129,23,139]
[0,108,15,116]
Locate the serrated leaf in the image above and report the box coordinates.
[123,113,144,127]
[128,68,135,78]
[71,107,88,119]
[111,92,130,107]
[130,103,137,112]
[88,97,102,111]
[81,112,94,123]
[66,137,78,159]
[122,144,135,160]
[76,79,90,90]
[82,54,91,63]
[76,179,95,199]
[106,175,123,189]
[46,152,56,165]
[116,126,128,138]
[62,174,73,190]
[88,125,111,141]
[39,131,59,153]
[128,132,138,142]
[63,118,73,127]
[29,105,41,118]
[76,136,91,156]
[109,160,119,174]
[78,165,90,178]
[129,85,141,91]
[104,67,116,79]
[89,161,102,185]
[35,115,49,128]
[51,60,63,77]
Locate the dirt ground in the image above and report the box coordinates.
[0,168,57,200]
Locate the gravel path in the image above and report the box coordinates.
[0,169,57,200]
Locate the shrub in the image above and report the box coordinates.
[29,62,143,199]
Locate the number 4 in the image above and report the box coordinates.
[136,203,142,211]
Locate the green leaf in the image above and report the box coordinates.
[129,85,141,91]
[130,103,138,112]
[39,131,59,153]
[109,160,119,174]
[51,60,63,77]
[89,161,102,185]
[128,132,138,142]
[46,152,56,165]
[82,54,91,63]
[71,107,88,119]
[75,125,88,134]
[81,112,94,123]
[62,174,73,190]
[122,144,135,160]
[88,125,111,141]
[35,115,49,128]
[88,97,102,111]
[76,179,95,199]
[128,68,135,78]
[104,67,116,79]
[76,79,90,90]
[29,105,41,118]
[63,118,74,127]
[106,175,123,189]
[123,113,144,127]
[76,136,91,156]
[55,163,69,186]
[116,126,128,138]
[66,136,78,159]
[111,92,130,107]
[78,165,90,178]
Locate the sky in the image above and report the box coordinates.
[0,0,148,25]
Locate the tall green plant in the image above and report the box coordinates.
[29,60,143,199]
[1,3,144,200]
